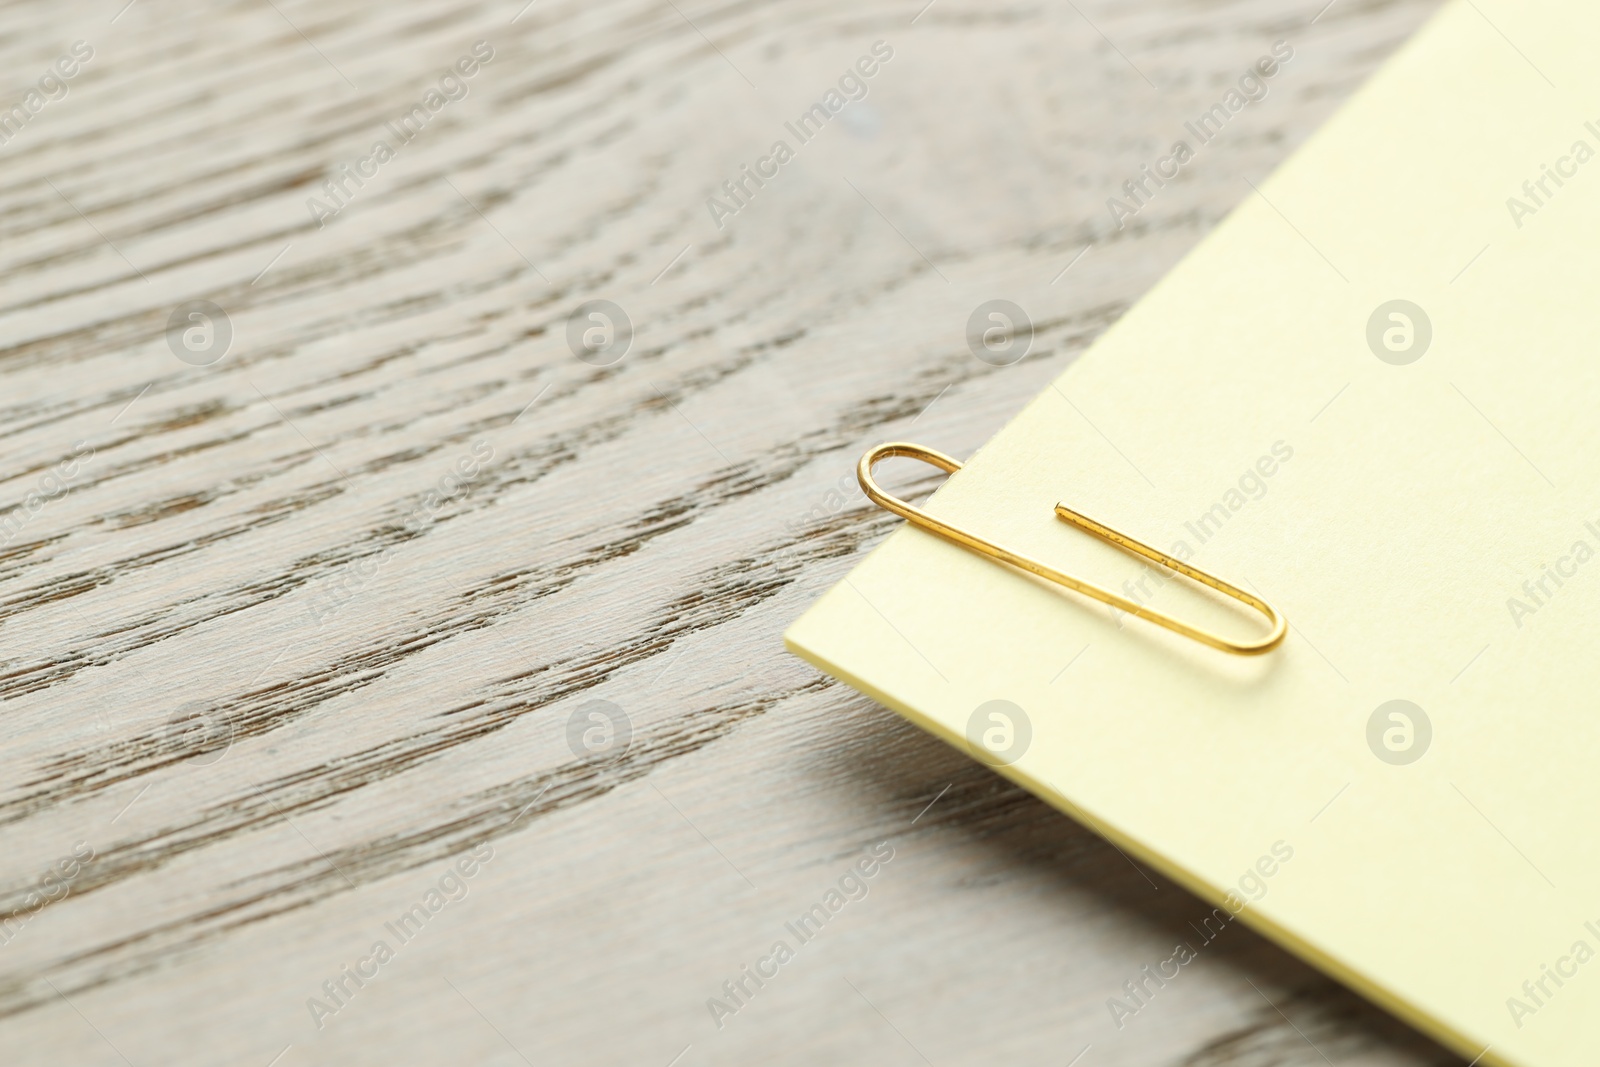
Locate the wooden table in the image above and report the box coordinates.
[0,0,1465,1063]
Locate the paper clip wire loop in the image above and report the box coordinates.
[857,442,1287,656]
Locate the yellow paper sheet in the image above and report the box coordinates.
[785,2,1600,1062]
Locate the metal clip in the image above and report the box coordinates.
[858,442,1287,655]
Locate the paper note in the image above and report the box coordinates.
[785,2,1600,1063]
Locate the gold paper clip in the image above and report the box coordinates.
[858,442,1287,656]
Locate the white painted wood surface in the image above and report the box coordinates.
[0,0,1466,1064]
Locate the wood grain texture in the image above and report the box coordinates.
[0,0,1467,1064]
